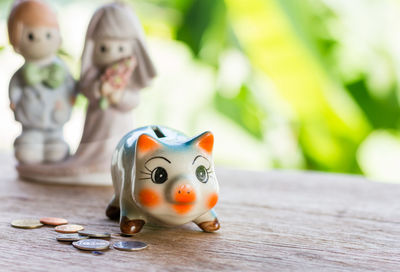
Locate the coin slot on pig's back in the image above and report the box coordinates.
[151,126,166,138]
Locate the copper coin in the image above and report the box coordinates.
[40,217,68,226]
[11,219,43,229]
[55,224,84,233]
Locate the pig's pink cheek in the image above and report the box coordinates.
[139,189,160,208]
[207,193,218,209]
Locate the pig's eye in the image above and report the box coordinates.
[151,167,168,184]
[196,165,209,183]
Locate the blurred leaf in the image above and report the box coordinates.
[176,0,233,65]
[346,79,400,129]
[214,84,266,140]
[299,122,362,173]
[176,0,221,55]
[142,0,194,11]
[276,0,337,66]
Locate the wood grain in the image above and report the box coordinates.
[0,155,399,271]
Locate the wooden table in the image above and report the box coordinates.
[1,155,399,271]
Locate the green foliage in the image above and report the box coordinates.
[175,0,268,141]
[172,0,397,174]
[177,0,220,56]
[214,85,266,140]
[346,79,400,129]
[176,0,234,65]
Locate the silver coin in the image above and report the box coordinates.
[113,241,148,251]
[73,239,110,251]
[78,230,111,238]
[56,233,89,242]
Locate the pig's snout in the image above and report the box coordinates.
[174,184,196,203]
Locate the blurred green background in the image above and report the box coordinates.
[1,0,400,182]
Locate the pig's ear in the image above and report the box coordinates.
[190,131,214,154]
[137,134,161,156]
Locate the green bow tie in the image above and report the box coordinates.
[22,62,65,89]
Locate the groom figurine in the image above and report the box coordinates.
[8,0,76,164]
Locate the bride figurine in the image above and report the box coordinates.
[16,2,157,185]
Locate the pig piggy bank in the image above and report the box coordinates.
[106,126,220,234]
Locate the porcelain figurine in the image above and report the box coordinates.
[16,2,156,185]
[106,126,220,234]
[7,0,76,164]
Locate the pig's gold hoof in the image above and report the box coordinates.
[120,216,145,234]
[197,218,220,233]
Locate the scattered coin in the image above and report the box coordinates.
[11,219,43,229]
[55,224,84,233]
[73,239,110,251]
[11,218,150,253]
[113,241,148,251]
[40,217,68,226]
[78,230,111,238]
[56,233,89,242]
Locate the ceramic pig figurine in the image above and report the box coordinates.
[106,126,220,234]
